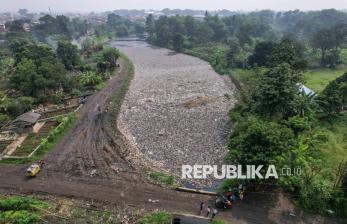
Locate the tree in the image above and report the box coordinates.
[102,48,120,68]
[116,25,129,37]
[6,20,24,32]
[317,72,347,116]
[57,41,81,70]
[251,63,302,118]
[225,37,241,68]
[172,33,184,52]
[204,15,227,42]
[10,44,67,98]
[228,116,295,167]
[270,39,307,71]
[10,58,40,97]
[80,71,102,87]
[18,9,28,16]
[311,24,347,68]
[146,14,155,41]
[311,29,336,67]
[248,41,276,67]
[183,16,197,37]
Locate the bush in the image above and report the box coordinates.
[212,220,226,224]
[149,171,175,186]
[228,116,296,167]
[80,71,103,87]
[0,113,10,125]
[139,211,171,224]
[6,96,34,117]
[0,196,31,211]
[0,211,40,224]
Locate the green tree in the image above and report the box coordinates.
[251,63,302,118]
[228,116,295,167]
[116,25,129,37]
[204,15,227,42]
[172,33,184,52]
[225,37,241,68]
[102,48,120,68]
[317,72,347,116]
[6,20,24,32]
[10,47,67,99]
[270,39,307,71]
[146,14,155,41]
[80,71,102,87]
[57,41,81,70]
[248,41,276,67]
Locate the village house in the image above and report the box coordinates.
[10,111,41,134]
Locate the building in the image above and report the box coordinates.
[10,112,41,134]
[298,83,315,96]
[0,24,6,32]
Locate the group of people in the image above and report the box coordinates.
[199,202,218,220]
[222,187,244,208]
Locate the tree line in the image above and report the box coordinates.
[146,9,347,69]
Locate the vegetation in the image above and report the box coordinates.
[138,211,171,224]
[211,220,226,224]
[145,11,347,217]
[0,194,136,224]
[0,113,77,165]
[0,13,126,127]
[0,195,49,224]
[303,67,347,92]
[149,171,175,186]
[227,59,347,217]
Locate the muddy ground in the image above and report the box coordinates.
[0,42,341,224]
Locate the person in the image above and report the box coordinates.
[206,206,211,217]
[240,190,244,201]
[199,202,204,215]
[211,208,218,220]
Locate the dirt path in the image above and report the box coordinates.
[0,54,216,220]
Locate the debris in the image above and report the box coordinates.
[90,169,97,176]
[116,41,236,186]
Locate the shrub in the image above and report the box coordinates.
[149,171,175,186]
[212,220,226,224]
[139,211,171,224]
[0,196,31,211]
[0,211,40,224]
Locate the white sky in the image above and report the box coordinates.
[0,0,347,12]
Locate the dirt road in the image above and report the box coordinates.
[0,54,215,219]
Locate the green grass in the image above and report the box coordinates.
[0,113,77,165]
[0,195,50,224]
[149,171,175,186]
[303,66,347,93]
[230,68,258,84]
[104,53,134,137]
[138,211,171,224]
[315,113,347,174]
[212,220,226,224]
[184,43,227,63]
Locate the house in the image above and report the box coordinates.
[0,24,6,32]
[22,23,31,32]
[10,111,41,133]
[298,83,315,96]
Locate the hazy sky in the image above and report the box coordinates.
[0,0,347,12]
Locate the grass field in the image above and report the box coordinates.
[316,113,347,174]
[229,66,346,94]
[303,66,347,93]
